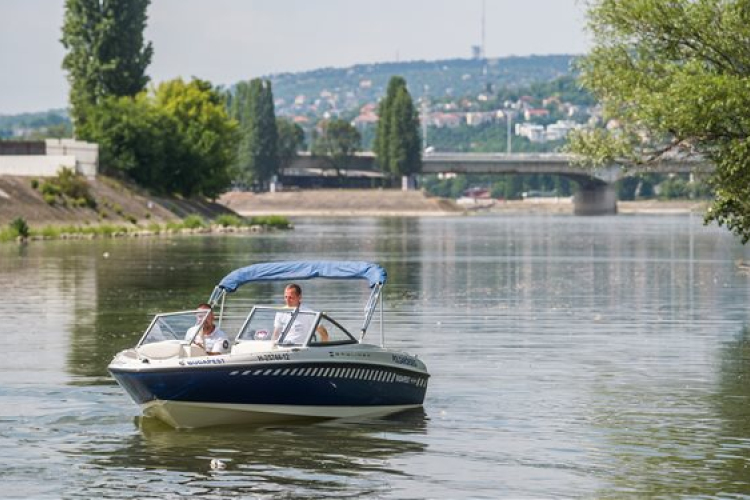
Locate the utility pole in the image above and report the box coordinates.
[481,0,486,58]
[507,111,512,154]
[422,100,428,149]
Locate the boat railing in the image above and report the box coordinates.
[360,283,383,345]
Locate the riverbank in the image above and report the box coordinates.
[0,174,709,226]
[219,189,464,217]
[220,189,708,217]
[486,198,708,215]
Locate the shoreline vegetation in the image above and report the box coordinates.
[0,214,292,244]
[0,174,710,244]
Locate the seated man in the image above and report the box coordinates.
[184,303,230,355]
[273,283,329,344]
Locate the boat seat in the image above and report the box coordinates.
[231,340,275,355]
[137,340,183,360]
[137,341,208,359]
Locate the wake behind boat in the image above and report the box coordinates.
[108,261,430,429]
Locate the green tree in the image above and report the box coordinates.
[568,0,750,242]
[276,118,306,171]
[387,87,422,177]
[153,78,238,198]
[311,119,362,178]
[229,79,278,188]
[374,76,422,177]
[85,79,237,198]
[84,93,170,185]
[61,0,153,133]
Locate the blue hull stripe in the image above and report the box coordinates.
[109,363,428,407]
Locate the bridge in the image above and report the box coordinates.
[287,152,711,215]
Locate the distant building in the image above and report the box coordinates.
[466,112,494,127]
[545,120,579,141]
[428,112,462,128]
[360,103,378,114]
[352,112,379,129]
[516,123,546,142]
[524,108,550,121]
[515,120,580,142]
[542,96,561,108]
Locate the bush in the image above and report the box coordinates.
[41,182,61,197]
[182,215,206,229]
[30,179,39,190]
[9,218,30,239]
[214,214,243,227]
[249,215,291,229]
[39,168,97,209]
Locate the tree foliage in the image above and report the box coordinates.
[374,76,422,177]
[153,78,237,197]
[85,78,237,198]
[276,118,306,170]
[229,79,279,187]
[61,0,153,132]
[311,119,362,177]
[568,0,750,242]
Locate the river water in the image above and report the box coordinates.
[1,214,750,499]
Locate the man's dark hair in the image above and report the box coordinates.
[285,283,302,295]
[197,303,212,309]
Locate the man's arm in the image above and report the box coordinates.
[316,325,329,342]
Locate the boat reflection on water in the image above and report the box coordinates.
[84,409,430,497]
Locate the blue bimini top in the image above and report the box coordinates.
[217,261,387,293]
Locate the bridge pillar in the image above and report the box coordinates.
[574,184,617,215]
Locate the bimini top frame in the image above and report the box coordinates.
[208,261,388,345]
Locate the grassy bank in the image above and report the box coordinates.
[0,214,291,243]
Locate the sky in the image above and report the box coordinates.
[0,0,590,115]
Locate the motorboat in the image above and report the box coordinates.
[108,261,430,428]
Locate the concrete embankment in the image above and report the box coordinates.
[0,175,235,226]
[219,189,464,217]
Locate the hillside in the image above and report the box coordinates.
[2,55,579,138]
[0,175,234,226]
[270,55,576,112]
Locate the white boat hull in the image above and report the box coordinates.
[142,399,422,429]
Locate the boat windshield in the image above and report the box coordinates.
[138,310,208,346]
[235,306,316,345]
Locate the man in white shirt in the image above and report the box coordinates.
[273,284,328,344]
[184,303,230,355]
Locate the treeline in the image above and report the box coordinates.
[0,110,72,139]
[421,172,713,201]
[422,174,574,200]
[424,121,566,154]
[494,75,596,107]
